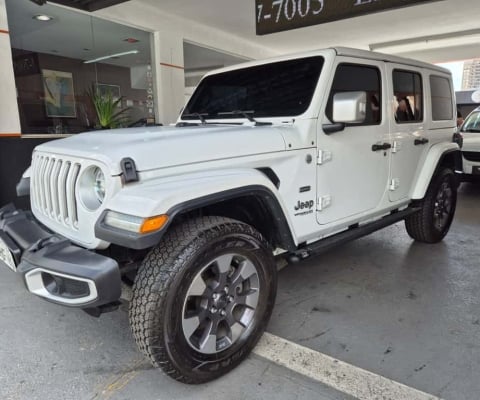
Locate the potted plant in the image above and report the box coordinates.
[88,85,130,129]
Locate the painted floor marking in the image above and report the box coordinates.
[254,332,442,400]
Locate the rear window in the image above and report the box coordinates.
[430,76,453,121]
[182,56,324,119]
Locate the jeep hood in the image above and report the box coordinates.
[462,133,480,152]
[34,125,287,175]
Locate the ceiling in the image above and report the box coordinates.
[7,0,151,68]
[7,0,248,73]
[8,0,480,76]
[134,0,480,64]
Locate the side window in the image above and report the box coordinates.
[326,63,381,126]
[430,75,453,121]
[393,70,423,123]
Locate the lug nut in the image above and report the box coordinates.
[220,310,226,316]
[212,293,219,300]
[227,295,234,303]
[210,307,218,314]
[224,286,229,292]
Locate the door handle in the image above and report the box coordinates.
[414,138,429,146]
[371,143,392,152]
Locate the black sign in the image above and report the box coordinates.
[256,0,442,35]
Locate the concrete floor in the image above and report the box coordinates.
[1,183,479,400]
[269,182,480,399]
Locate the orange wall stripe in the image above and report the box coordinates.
[0,29,9,35]
[160,62,184,70]
[0,133,22,137]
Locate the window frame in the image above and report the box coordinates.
[325,62,382,127]
[182,56,325,120]
[429,74,454,122]
[392,69,424,125]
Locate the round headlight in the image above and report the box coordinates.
[79,166,107,211]
[93,167,105,203]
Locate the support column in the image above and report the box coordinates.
[151,31,186,125]
[0,0,21,136]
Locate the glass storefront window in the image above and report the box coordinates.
[6,0,157,134]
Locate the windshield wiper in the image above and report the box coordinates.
[217,110,272,126]
[180,113,209,125]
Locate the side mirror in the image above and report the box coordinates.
[332,91,367,124]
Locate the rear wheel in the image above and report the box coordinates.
[405,168,457,243]
[129,216,277,383]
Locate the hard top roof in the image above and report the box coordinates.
[333,47,449,74]
[205,46,450,77]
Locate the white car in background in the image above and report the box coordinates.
[459,106,480,179]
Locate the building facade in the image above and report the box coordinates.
[462,59,480,90]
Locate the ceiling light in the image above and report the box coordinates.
[33,15,53,21]
[83,50,139,64]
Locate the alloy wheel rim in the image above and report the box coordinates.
[181,253,260,354]
[433,180,453,231]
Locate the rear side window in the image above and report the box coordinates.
[326,63,381,126]
[430,76,453,121]
[393,70,423,123]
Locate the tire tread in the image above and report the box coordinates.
[405,168,456,243]
[129,216,274,384]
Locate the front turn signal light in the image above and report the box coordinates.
[139,215,169,234]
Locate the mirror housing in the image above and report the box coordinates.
[332,91,367,124]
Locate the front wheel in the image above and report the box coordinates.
[129,216,277,383]
[405,168,457,243]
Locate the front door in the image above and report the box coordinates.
[316,59,390,225]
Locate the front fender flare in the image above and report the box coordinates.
[95,169,297,250]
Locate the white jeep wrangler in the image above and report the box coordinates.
[0,47,461,383]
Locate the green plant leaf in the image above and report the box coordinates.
[87,84,130,129]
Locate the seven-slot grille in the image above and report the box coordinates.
[31,153,81,229]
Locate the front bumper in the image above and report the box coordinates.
[0,204,121,308]
[462,151,480,176]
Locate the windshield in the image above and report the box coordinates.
[182,56,324,120]
[461,111,480,132]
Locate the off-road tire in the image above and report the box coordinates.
[129,216,277,384]
[405,168,457,243]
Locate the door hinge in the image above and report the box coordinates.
[392,141,401,153]
[389,178,400,191]
[317,150,332,165]
[317,195,332,211]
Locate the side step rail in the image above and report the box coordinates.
[289,207,420,262]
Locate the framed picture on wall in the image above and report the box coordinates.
[42,69,76,118]
[96,84,121,103]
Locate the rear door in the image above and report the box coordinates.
[387,66,428,202]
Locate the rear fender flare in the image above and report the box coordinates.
[411,143,461,200]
